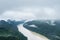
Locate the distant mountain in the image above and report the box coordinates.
[23,20,60,40]
[0,20,27,40]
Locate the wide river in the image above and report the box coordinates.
[17,24,49,40]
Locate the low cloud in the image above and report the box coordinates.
[0,10,36,21]
[0,7,59,21]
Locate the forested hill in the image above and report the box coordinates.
[0,20,27,40]
[23,20,60,40]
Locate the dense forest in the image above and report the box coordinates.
[0,20,27,40]
[23,20,60,40]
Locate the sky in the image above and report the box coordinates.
[0,0,60,20]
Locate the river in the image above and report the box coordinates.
[17,24,49,40]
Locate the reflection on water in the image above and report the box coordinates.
[17,24,49,40]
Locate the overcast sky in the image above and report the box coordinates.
[0,0,60,20]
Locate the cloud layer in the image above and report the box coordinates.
[0,0,60,20]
